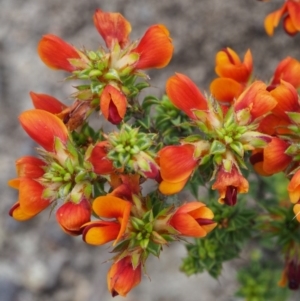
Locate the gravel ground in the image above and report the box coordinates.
[1,0,300,300]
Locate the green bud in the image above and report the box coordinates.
[136,232,143,241]
[75,171,87,183]
[144,222,153,233]
[89,69,102,77]
[131,217,145,231]
[140,238,149,249]
[65,158,75,174]
[87,51,97,60]
[103,68,120,81]
[52,176,63,182]
[63,173,72,182]
[230,141,244,157]
[210,140,226,155]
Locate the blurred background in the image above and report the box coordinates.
[1,0,300,300]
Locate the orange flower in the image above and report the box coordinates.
[169,202,217,237]
[132,24,174,70]
[158,144,199,195]
[9,178,51,220]
[107,256,142,297]
[210,78,244,103]
[93,9,132,49]
[210,48,252,102]
[56,198,91,236]
[9,156,48,221]
[212,164,249,206]
[38,34,81,71]
[30,91,67,114]
[14,156,46,179]
[269,80,300,121]
[250,138,292,176]
[264,1,300,36]
[100,85,127,124]
[166,73,207,120]
[288,170,300,204]
[271,57,300,89]
[109,173,141,201]
[82,195,132,246]
[215,48,252,83]
[234,81,277,123]
[87,141,114,175]
[19,109,69,152]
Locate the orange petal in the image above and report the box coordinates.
[8,178,21,189]
[82,221,120,245]
[270,81,299,121]
[283,15,298,36]
[263,138,292,174]
[272,57,300,88]
[234,81,277,120]
[92,195,131,219]
[258,114,290,136]
[15,156,46,178]
[210,78,244,102]
[19,109,69,152]
[170,213,207,237]
[264,4,287,36]
[107,256,142,297]
[243,49,253,75]
[166,73,207,119]
[88,141,114,175]
[30,91,67,114]
[100,85,127,125]
[18,178,50,216]
[37,34,81,72]
[9,202,36,221]
[288,170,300,203]
[174,201,206,215]
[93,9,131,49]
[287,1,300,31]
[132,24,173,70]
[215,48,251,83]
[56,198,91,233]
[293,204,300,222]
[159,178,188,195]
[159,144,198,183]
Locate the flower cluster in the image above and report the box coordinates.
[8,2,300,297]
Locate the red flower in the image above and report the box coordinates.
[100,85,127,124]
[169,202,217,237]
[87,141,114,175]
[107,256,142,297]
[56,198,91,236]
[38,34,81,71]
